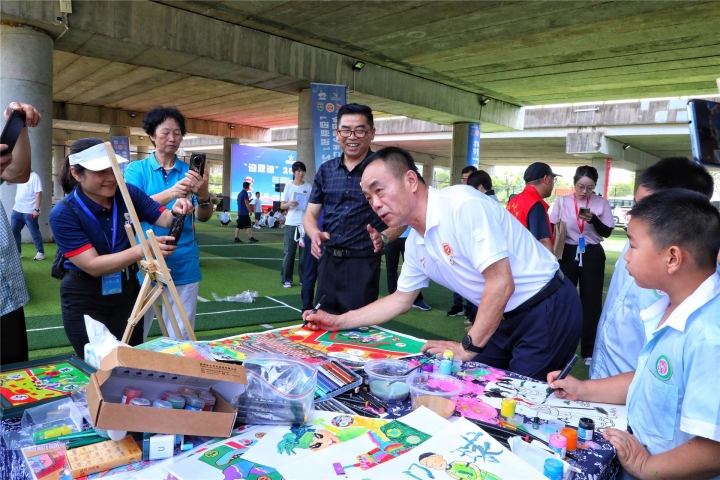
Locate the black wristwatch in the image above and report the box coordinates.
[462,334,485,353]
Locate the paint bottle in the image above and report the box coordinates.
[500,398,516,418]
[180,392,199,403]
[561,427,578,452]
[121,386,143,404]
[578,417,595,441]
[152,399,173,409]
[421,363,434,373]
[160,390,177,401]
[532,416,540,430]
[198,393,216,412]
[184,397,205,411]
[506,414,523,427]
[129,397,151,407]
[543,458,564,480]
[548,433,567,459]
[178,386,197,396]
[439,350,453,375]
[166,396,185,409]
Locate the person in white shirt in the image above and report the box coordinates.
[11,170,44,260]
[304,147,583,381]
[280,161,310,287]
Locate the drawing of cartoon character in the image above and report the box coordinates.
[221,460,283,480]
[344,421,431,471]
[277,423,368,454]
[419,453,502,480]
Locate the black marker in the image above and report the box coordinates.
[302,295,326,329]
[543,354,579,403]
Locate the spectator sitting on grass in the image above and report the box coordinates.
[218,210,231,226]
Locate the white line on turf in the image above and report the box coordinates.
[266,296,302,313]
[200,257,283,260]
[197,296,210,302]
[27,301,300,333]
[200,243,284,247]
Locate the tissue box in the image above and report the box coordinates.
[86,347,247,437]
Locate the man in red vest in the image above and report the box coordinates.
[507,162,559,252]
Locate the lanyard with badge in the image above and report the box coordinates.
[574,196,589,267]
[74,191,122,295]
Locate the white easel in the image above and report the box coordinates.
[103,142,197,343]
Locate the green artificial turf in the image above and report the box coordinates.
[17,216,629,380]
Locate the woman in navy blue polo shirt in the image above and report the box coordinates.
[50,138,193,356]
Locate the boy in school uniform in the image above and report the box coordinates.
[549,189,720,480]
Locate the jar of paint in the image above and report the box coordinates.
[129,397,151,407]
[561,427,578,452]
[406,372,464,419]
[178,386,197,396]
[500,398,516,418]
[199,393,216,412]
[578,417,595,441]
[152,399,173,409]
[506,414,523,427]
[548,433,567,459]
[185,397,205,411]
[543,458,564,480]
[180,392,198,402]
[364,359,413,401]
[166,395,186,409]
[160,390,177,401]
[121,386,143,404]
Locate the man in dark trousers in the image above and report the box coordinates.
[303,103,400,314]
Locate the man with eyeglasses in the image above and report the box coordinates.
[304,103,401,315]
[507,162,559,253]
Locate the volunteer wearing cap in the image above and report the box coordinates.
[506,162,559,253]
[549,165,614,366]
[49,140,193,356]
[304,147,583,381]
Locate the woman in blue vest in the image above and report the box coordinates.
[50,138,192,356]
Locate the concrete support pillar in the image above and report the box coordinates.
[450,123,471,185]
[0,24,54,241]
[222,137,239,211]
[53,144,66,200]
[297,89,316,184]
[419,157,435,184]
[135,145,151,161]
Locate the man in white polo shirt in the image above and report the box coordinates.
[303,147,583,380]
[11,169,44,260]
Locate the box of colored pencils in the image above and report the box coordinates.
[313,360,362,402]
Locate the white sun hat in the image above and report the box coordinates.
[69,143,128,171]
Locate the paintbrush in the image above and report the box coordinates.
[543,354,579,404]
[302,295,326,329]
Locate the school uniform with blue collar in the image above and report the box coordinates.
[624,272,720,480]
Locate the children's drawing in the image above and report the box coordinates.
[365,418,545,480]
[481,377,627,431]
[458,367,505,384]
[167,428,281,480]
[455,398,499,425]
[243,411,388,467]
[1,362,89,406]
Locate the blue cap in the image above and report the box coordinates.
[543,458,564,479]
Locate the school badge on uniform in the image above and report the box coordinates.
[655,355,673,381]
[442,243,454,265]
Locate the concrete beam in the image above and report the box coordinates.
[566,132,659,170]
[1,0,523,130]
[52,102,268,141]
[52,128,154,146]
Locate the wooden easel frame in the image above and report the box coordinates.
[102,142,197,343]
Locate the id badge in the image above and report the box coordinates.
[578,235,586,254]
[102,272,123,295]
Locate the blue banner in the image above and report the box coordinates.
[230,144,298,212]
[110,136,131,174]
[311,83,346,167]
[466,123,481,167]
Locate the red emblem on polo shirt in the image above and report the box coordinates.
[443,243,452,256]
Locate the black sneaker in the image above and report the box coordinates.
[234,237,242,243]
[248,237,259,243]
[446,305,464,316]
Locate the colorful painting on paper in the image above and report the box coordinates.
[167,427,282,480]
[135,338,211,360]
[202,325,426,365]
[0,362,89,406]
[366,417,545,480]
[243,411,388,468]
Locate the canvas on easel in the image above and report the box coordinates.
[101,141,196,343]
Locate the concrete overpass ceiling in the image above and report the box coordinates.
[157,0,720,105]
[608,134,692,160]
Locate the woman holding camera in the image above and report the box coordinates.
[124,107,212,341]
[549,165,614,366]
[50,138,193,356]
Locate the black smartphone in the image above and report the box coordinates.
[579,207,590,215]
[189,153,206,178]
[0,110,27,155]
[166,213,185,246]
[687,99,720,166]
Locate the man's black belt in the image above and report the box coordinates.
[502,269,565,320]
[325,246,382,258]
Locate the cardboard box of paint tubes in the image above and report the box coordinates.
[86,346,247,437]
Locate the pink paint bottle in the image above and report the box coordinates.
[549,433,567,459]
